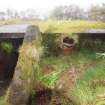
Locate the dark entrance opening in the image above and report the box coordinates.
[0,38,23,81]
[0,33,24,95]
[78,33,105,52]
[74,29,105,52]
[63,37,74,45]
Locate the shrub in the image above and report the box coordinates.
[1,41,13,54]
[42,33,61,56]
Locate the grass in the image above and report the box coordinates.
[40,71,61,88]
[2,47,102,105]
[0,96,9,105]
[72,58,105,105]
[1,42,103,105]
[39,50,97,88]
[0,19,105,33]
[40,49,105,105]
[41,50,97,72]
[1,41,13,54]
[0,19,105,105]
[0,97,5,105]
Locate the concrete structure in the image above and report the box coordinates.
[75,29,105,38]
[0,24,40,96]
[74,29,105,51]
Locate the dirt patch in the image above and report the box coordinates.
[56,66,80,92]
[41,64,55,75]
[31,89,52,105]
[42,66,79,105]
[31,66,81,105]
[30,89,71,105]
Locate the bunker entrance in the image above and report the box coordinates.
[0,24,40,96]
[0,37,24,81]
[0,33,24,94]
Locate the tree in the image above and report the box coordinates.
[50,5,85,20]
[25,9,39,19]
[99,3,105,21]
[64,5,85,20]
[0,12,5,20]
[6,8,19,19]
[6,8,13,18]
[50,6,65,20]
[88,4,105,21]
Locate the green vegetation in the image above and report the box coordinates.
[72,59,105,105]
[0,97,9,105]
[40,49,105,105]
[1,20,105,33]
[41,50,97,71]
[42,33,61,56]
[0,20,105,105]
[19,30,105,104]
[40,71,60,88]
[1,42,13,54]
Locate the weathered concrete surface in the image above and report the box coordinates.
[6,25,41,105]
[24,25,41,42]
[7,70,30,105]
[0,24,30,33]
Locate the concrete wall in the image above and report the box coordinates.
[78,33,105,51]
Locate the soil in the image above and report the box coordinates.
[56,66,80,91]
[41,64,55,75]
[31,89,52,105]
[53,66,81,105]
[31,65,81,105]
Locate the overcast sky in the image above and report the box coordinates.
[0,0,105,15]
